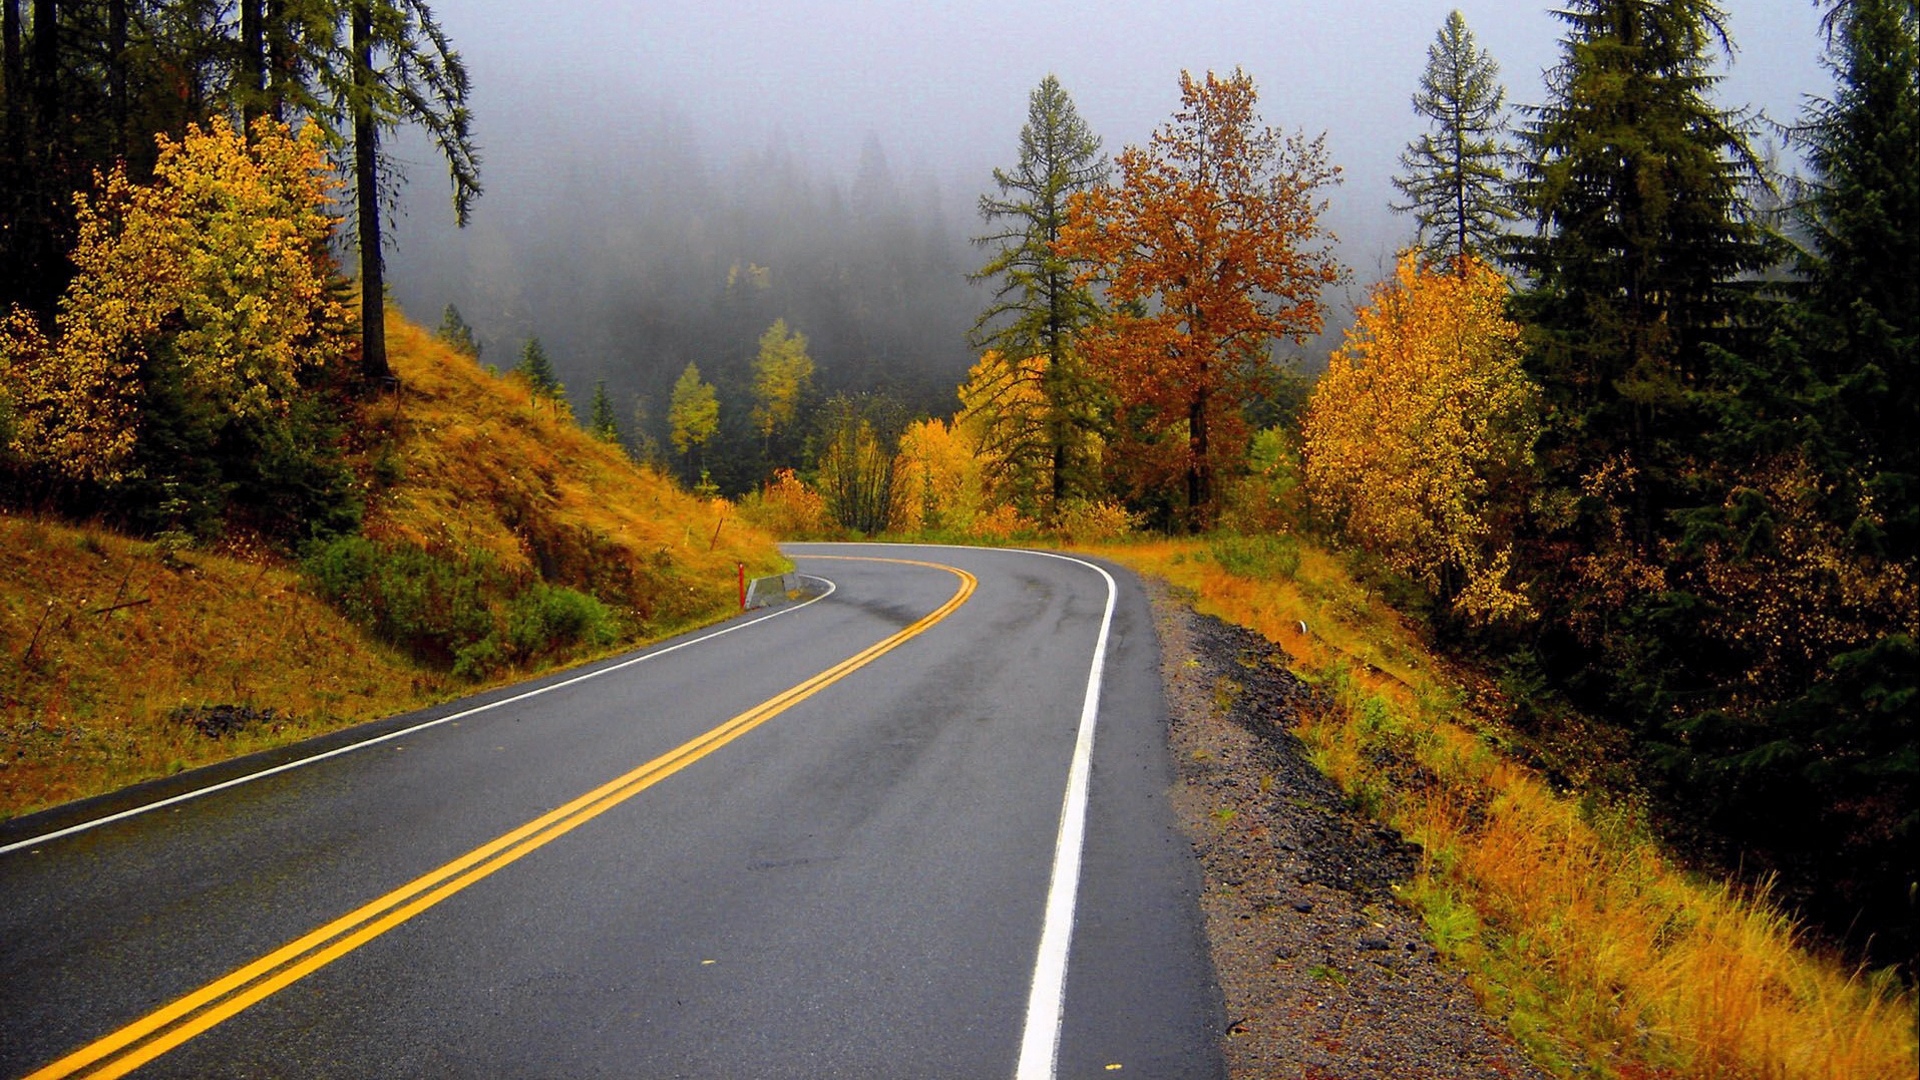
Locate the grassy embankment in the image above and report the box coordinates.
[0,315,782,820]
[1097,534,1915,1080]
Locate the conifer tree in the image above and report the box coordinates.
[1391,10,1519,267]
[587,379,622,445]
[1794,0,1919,557]
[515,336,562,404]
[970,74,1108,522]
[437,303,479,358]
[1509,0,1770,566]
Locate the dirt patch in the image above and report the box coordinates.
[1153,581,1546,1080]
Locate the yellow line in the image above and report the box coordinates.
[27,557,975,1080]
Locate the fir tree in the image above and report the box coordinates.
[515,336,564,406]
[1391,10,1519,267]
[970,74,1109,522]
[1794,0,1919,557]
[1509,0,1771,561]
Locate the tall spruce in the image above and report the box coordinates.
[1796,0,1919,556]
[1392,10,1518,266]
[969,74,1108,522]
[1509,0,1770,564]
[587,380,622,445]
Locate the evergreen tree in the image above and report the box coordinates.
[1391,10,1519,267]
[1509,0,1770,567]
[515,336,562,404]
[436,303,479,358]
[1794,0,1919,558]
[969,74,1109,522]
[587,379,622,445]
[337,0,479,382]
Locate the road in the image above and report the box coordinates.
[1,543,1223,1079]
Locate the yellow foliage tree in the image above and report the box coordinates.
[890,417,988,534]
[955,349,1055,515]
[1303,253,1538,622]
[0,116,347,483]
[750,319,814,448]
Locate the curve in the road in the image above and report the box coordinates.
[23,558,975,1080]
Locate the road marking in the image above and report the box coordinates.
[24,559,975,1080]
[792,543,1121,1080]
[1010,551,1117,1080]
[0,576,837,857]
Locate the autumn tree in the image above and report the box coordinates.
[890,416,987,535]
[749,318,813,455]
[0,115,355,534]
[970,74,1108,520]
[1059,69,1342,529]
[668,361,719,480]
[814,393,900,534]
[1303,254,1538,622]
[1391,10,1519,266]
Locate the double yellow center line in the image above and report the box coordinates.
[29,556,974,1080]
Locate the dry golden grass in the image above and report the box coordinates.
[0,512,437,816]
[0,312,782,821]
[366,318,786,624]
[1099,536,1917,1080]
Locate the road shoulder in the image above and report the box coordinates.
[1150,578,1547,1079]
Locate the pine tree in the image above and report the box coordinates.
[1391,10,1519,267]
[587,379,622,445]
[970,74,1108,522]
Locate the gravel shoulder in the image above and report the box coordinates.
[1149,579,1547,1080]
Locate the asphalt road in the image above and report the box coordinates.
[1,543,1223,1079]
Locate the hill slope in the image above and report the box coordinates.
[0,313,781,820]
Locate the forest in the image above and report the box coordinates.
[0,0,1913,990]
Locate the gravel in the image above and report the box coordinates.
[1152,582,1548,1080]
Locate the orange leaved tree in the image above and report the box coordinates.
[1058,68,1342,529]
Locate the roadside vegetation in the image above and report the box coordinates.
[0,316,781,821]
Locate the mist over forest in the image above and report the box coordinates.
[387,101,986,492]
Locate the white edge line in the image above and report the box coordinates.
[1013,550,1117,1080]
[788,540,1117,1077]
[0,576,838,857]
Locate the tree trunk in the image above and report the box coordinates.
[106,0,124,157]
[30,0,53,141]
[239,0,263,129]
[1188,386,1211,531]
[352,0,388,382]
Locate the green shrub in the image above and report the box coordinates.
[506,584,617,661]
[301,536,500,669]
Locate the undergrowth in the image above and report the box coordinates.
[1100,534,1916,1080]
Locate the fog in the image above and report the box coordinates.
[383,0,1831,470]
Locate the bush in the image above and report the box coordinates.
[1050,499,1143,544]
[1209,532,1302,580]
[301,536,500,669]
[303,536,626,680]
[506,584,617,661]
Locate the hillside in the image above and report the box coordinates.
[0,313,782,821]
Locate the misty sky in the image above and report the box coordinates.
[411,1,1830,269]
